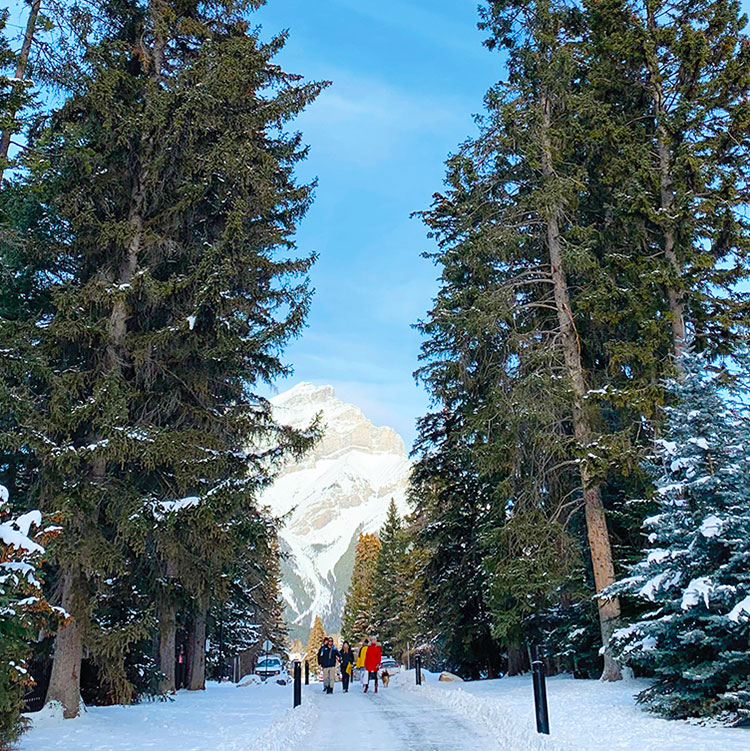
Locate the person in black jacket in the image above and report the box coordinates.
[339,641,354,693]
[317,637,339,694]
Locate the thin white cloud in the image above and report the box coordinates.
[296,69,473,167]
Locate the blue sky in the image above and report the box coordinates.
[251,1,500,448]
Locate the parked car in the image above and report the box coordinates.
[379,657,399,675]
[255,655,284,679]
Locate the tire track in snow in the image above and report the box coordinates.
[376,688,499,750]
[295,682,500,751]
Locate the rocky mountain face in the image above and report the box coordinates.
[261,383,411,640]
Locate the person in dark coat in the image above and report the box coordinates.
[339,641,355,693]
[317,636,339,694]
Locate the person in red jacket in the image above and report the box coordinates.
[363,636,382,693]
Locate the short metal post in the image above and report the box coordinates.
[415,655,422,686]
[305,660,309,685]
[293,661,302,708]
[531,645,550,735]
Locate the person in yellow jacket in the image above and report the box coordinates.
[355,640,368,687]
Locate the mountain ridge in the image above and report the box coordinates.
[261,383,411,639]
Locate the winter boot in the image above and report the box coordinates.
[363,685,368,693]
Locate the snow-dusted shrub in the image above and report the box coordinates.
[607,352,750,723]
[0,485,59,748]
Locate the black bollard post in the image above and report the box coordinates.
[415,655,422,686]
[305,660,309,685]
[293,661,302,708]
[531,645,550,735]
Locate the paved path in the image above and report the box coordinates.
[306,682,500,751]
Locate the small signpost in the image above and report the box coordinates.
[261,638,273,677]
[305,660,309,685]
[415,655,422,686]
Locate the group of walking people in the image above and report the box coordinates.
[316,635,382,694]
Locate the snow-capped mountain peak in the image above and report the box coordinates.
[262,383,411,637]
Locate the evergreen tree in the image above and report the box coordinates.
[371,500,407,656]
[609,350,750,721]
[341,533,381,644]
[0,0,324,715]
[304,615,326,672]
[0,485,59,748]
[389,533,433,668]
[619,0,750,361]
[476,0,627,680]
[0,0,99,181]
[206,528,287,681]
[408,414,502,679]
[411,0,750,685]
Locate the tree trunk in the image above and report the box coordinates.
[158,601,177,694]
[506,643,525,676]
[186,598,208,691]
[540,89,622,681]
[644,8,686,359]
[0,0,41,181]
[45,565,85,717]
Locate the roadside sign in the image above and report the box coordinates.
[262,639,273,653]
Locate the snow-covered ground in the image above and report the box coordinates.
[395,672,750,751]
[17,681,307,751]
[17,673,749,750]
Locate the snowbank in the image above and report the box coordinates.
[244,702,316,751]
[237,673,264,687]
[390,667,439,687]
[401,680,564,751]
[417,674,750,751]
[18,682,301,751]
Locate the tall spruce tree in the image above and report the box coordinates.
[413,0,629,679]
[633,0,750,360]
[408,413,503,679]
[0,0,324,716]
[577,0,750,366]
[479,0,625,680]
[341,533,381,644]
[609,350,750,721]
[414,135,592,674]
[371,500,407,657]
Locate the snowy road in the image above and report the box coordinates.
[306,682,499,751]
